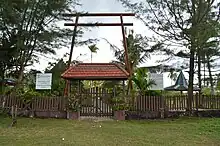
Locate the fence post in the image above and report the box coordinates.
[96,87,98,117]
[195,93,199,116]
[160,96,165,119]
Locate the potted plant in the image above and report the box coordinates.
[67,95,80,120]
[112,97,128,120]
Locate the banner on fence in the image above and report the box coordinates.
[36,73,52,90]
[149,73,164,90]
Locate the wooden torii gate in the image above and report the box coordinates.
[62,12,135,96]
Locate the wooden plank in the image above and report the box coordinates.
[218,97,220,109]
[152,96,156,111]
[169,97,172,110]
[42,98,45,111]
[150,96,153,111]
[144,94,147,112]
[140,95,143,111]
[177,95,180,110]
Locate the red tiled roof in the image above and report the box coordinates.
[61,63,129,80]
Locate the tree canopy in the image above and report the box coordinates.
[119,0,220,111]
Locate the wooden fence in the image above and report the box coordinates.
[131,95,163,111]
[1,94,220,118]
[164,94,220,111]
[0,95,66,118]
[0,96,66,111]
[130,94,220,112]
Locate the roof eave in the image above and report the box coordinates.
[61,76,129,80]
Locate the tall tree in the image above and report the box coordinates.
[0,0,81,90]
[202,43,220,94]
[119,0,220,113]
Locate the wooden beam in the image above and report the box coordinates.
[64,23,133,27]
[120,15,131,76]
[62,13,135,17]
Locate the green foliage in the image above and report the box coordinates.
[202,87,211,95]
[21,90,41,101]
[119,0,220,109]
[111,32,155,70]
[216,79,220,92]
[67,94,80,112]
[88,44,99,53]
[111,97,129,111]
[88,44,99,63]
[145,90,162,96]
[132,68,156,94]
[0,0,82,86]
[109,31,159,93]
[45,59,67,96]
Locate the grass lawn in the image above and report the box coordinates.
[0,117,220,146]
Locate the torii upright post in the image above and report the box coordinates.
[63,12,135,96]
[64,15,79,96]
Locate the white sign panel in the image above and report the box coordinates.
[35,73,52,90]
[149,73,164,90]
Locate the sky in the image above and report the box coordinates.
[33,0,181,88]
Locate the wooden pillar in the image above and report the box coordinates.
[78,80,80,93]
[122,80,125,95]
[69,80,72,97]
[64,80,70,97]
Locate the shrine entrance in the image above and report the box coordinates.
[80,87,114,117]
[61,63,128,117]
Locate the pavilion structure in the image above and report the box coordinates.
[164,71,200,93]
[61,63,129,117]
[61,63,129,93]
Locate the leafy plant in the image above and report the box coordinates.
[132,68,156,94]
[19,89,41,105]
[67,94,81,112]
[111,97,129,111]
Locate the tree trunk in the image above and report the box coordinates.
[187,49,195,114]
[197,49,202,90]
[197,48,202,109]
[203,56,206,87]
[0,66,6,94]
[11,64,25,96]
[207,55,214,95]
